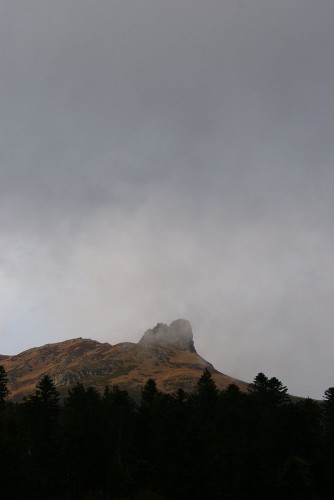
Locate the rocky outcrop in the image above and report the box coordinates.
[0,319,249,400]
[139,319,196,352]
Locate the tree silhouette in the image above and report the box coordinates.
[323,387,334,426]
[102,385,136,497]
[248,372,289,405]
[31,374,59,409]
[196,368,218,398]
[320,387,334,497]
[0,367,333,498]
[0,365,9,409]
[21,374,61,497]
[62,383,107,497]
[141,379,159,404]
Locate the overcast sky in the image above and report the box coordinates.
[1,0,334,398]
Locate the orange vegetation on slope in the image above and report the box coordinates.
[0,320,249,400]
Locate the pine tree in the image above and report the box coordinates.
[248,372,289,405]
[196,368,218,399]
[31,374,59,409]
[141,379,159,404]
[20,375,61,497]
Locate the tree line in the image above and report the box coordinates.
[0,365,334,499]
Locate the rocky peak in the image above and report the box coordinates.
[139,319,196,353]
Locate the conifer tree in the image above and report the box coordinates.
[31,374,59,409]
[141,378,159,404]
[248,372,289,405]
[196,368,218,398]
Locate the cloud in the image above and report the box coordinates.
[1,0,334,398]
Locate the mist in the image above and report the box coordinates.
[1,0,334,398]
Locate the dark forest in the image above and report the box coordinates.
[0,365,333,500]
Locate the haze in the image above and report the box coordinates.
[1,0,334,399]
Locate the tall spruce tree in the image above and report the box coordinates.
[31,374,59,410]
[248,372,289,405]
[22,374,61,497]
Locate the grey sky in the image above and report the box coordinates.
[1,0,334,398]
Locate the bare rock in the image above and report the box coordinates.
[139,319,196,353]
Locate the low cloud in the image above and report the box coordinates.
[1,0,334,398]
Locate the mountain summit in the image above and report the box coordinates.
[0,319,248,400]
[139,319,196,352]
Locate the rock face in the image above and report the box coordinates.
[0,319,249,400]
[139,319,196,352]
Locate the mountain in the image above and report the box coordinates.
[0,319,248,400]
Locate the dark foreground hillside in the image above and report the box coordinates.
[0,365,334,500]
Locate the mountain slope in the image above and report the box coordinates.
[1,319,248,400]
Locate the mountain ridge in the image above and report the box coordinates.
[1,319,249,400]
